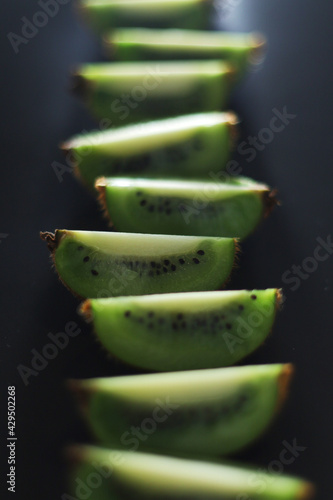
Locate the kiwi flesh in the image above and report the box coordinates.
[69,364,293,457]
[72,61,235,126]
[81,289,281,371]
[40,230,237,299]
[96,176,276,239]
[67,445,315,500]
[62,112,238,189]
[78,0,213,33]
[106,28,266,75]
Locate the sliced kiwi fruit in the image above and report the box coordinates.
[72,61,235,126]
[62,112,238,189]
[40,230,237,299]
[105,28,266,75]
[78,0,213,33]
[96,176,276,239]
[67,445,315,500]
[81,289,281,371]
[69,364,293,457]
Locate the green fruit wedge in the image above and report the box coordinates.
[62,112,238,189]
[105,29,266,75]
[72,61,235,126]
[67,446,315,500]
[69,364,293,456]
[78,0,213,33]
[81,289,281,371]
[40,230,237,298]
[96,177,276,239]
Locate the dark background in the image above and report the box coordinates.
[1,1,332,499]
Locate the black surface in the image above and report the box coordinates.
[1,1,332,499]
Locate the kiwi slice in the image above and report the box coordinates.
[96,177,276,239]
[62,112,238,189]
[81,289,281,371]
[78,0,213,33]
[67,445,314,500]
[69,364,293,456]
[72,61,235,126]
[40,230,237,299]
[105,29,266,75]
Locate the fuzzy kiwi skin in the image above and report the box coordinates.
[81,289,281,371]
[68,364,293,457]
[78,0,213,33]
[62,112,238,189]
[96,177,276,239]
[72,61,235,126]
[106,29,266,76]
[67,445,315,500]
[40,230,237,299]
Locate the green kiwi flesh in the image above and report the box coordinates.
[67,445,315,500]
[40,230,237,299]
[69,364,293,457]
[81,289,281,371]
[106,28,266,75]
[96,176,276,239]
[62,112,238,188]
[72,61,235,126]
[78,0,213,33]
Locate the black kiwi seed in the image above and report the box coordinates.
[179,258,185,265]
[177,313,184,320]
[136,191,143,197]
[91,270,98,276]
[163,267,168,273]
[124,311,131,318]
[140,200,147,207]
[148,205,155,212]
[171,265,177,271]
[251,294,257,300]
[193,258,200,264]
[164,260,170,266]
[156,271,161,276]
[239,305,244,311]
[197,250,205,256]
[150,262,156,268]
[226,323,232,330]
[83,256,90,263]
